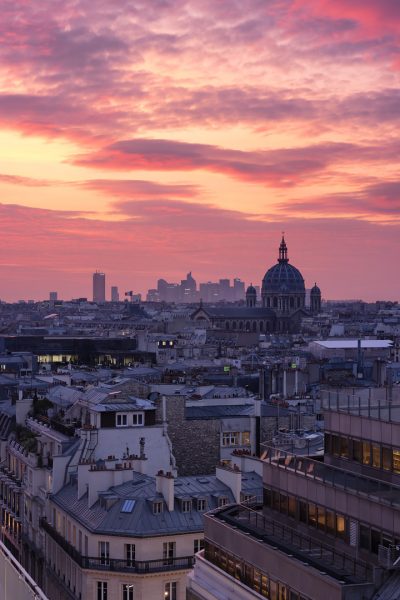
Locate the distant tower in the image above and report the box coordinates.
[111,286,119,302]
[310,283,321,314]
[93,271,106,303]
[49,292,58,302]
[246,284,257,308]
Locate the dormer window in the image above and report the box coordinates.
[197,499,206,512]
[153,501,163,515]
[132,413,143,426]
[116,414,128,427]
[181,499,192,513]
[218,496,228,507]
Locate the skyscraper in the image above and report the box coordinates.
[111,286,119,302]
[93,271,106,303]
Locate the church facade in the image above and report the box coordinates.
[191,236,321,333]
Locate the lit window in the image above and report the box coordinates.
[164,582,177,600]
[241,431,251,446]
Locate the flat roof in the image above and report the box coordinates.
[313,340,392,349]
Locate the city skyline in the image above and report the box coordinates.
[1,1,400,302]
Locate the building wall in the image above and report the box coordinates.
[158,396,220,476]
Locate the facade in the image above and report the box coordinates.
[93,272,106,303]
[188,386,400,600]
[41,464,261,600]
[191,236,322,334]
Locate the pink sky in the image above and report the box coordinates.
[0,0,399,301]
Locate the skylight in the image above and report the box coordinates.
[121,499,135,513]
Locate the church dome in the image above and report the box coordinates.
[262,236,305,294]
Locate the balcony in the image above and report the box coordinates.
[214,504,374,585]
[40,519,194,574]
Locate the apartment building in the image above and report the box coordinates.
[41,464,261,600]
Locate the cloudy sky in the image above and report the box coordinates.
[1,0,399,301]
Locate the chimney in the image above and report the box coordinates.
[216,463,241,503]
[156,470,175,511]
[139,437,146,459]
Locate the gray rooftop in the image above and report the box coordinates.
[52,470,262,537]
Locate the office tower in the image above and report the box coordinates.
[49,292,57,302]
[111,286,119,302]
[188,387,400,599]
[233,277,245,301]
[93,271,106,302]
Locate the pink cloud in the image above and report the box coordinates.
[0,201,399,302]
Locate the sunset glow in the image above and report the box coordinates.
[1,0,399,301]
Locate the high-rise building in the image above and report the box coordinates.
[49,291,57,302]
[93,271,106,303]
[111,286,119,302]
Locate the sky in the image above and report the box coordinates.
[0,0,399,302]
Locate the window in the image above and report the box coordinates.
[352,439,362,463]
[163,542,176,564]
[181,499,192,513]
[116,414,128,427]
[393,449,400,474]
[362,442,371,466]
[372,445,381,468]
[153,501,163,514]
[194,539,204,554]
[164,582,177,600]
[222,432,239,447]
[132,413,143,426]
[97,582,108,600]
[336,514,346,539]
[241,431,251,446]
[218,496,228,507]
[122,584,134,600]
[383,447,392,471]
[99,541,110,566]
[197,498,206,512]
[125,543,135,567]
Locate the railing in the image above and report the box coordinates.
[0,538,49,599]
[216,504,374,584]
[320,388,400,423]
[261,444,400,509]
[40,519,194,573]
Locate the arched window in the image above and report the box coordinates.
[226,321,230,330]
[252,322,257,332]
[233,321,237,329]
[239,321,243,330]
[246,321,250,331]
[273,297,278,308]
[260,321,264,332]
